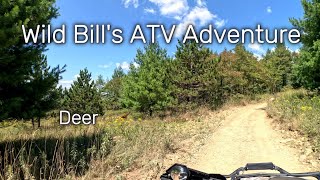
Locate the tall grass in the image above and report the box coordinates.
[0,126,104,179]
[267,89,320,151]
[0,108,220,179]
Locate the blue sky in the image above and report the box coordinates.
[45,0,304,88]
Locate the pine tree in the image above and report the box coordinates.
[262,44,293,92]
[0,0,61,120]
[96,75,106,92]
[104,67,125,110]
[64,68,104,116]
[121,42,174,116]
[232,44,270,96]
[21,55,65,128]
[215,49,244,103]
[170,40,213,108]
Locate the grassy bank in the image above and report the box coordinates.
[0,108,221,179]
[267,89,320,151]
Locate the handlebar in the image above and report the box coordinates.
[160,162,320,180]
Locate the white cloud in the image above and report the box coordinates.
[287,47,300,53]
[149,0,189,18]
[248,42,265,53]
[58,80,73,89]
[133,62,139,68]
[59,80,73,84]
[59,73,81,89]
[116,61,131,71]
[189,7,216,26]
[214,19,227,28]
[116,61,139,70]
[249,43,266,60]
[122,0,226,39]
[98,64,112,68]
[144,7,156,14]
[122,0,139,8]
[174,15,182,21]
[175,6,216,37]
[271,47,276,52]
[253,53,263,60]
[196,0,206,7]
[267,6,272,13]
[74,74,80,79]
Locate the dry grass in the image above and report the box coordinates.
[0,108,222,179]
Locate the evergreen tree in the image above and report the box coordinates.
[262,44,293,92]
[121,42,174,116]
[212,45,270,103]
[104,67,125,110]
[216,49,244,103]
[171,40,214,108]
[96,74,106,92]
[22,55,65,128]
[0,0,61,120]
[234,44,255,94]
[64,68,104,116]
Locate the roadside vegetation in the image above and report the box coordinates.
[0,108,222,179]
[267,89,320,151]
[1,0,320,179]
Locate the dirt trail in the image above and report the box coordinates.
[187,103,316,174]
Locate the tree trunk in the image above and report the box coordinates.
[37,117,41,128]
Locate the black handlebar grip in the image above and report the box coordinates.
[245,162,275,170]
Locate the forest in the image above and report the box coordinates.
[0,0,320,179]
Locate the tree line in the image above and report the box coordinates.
[100,41,295,116]
[0,0,319,127]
